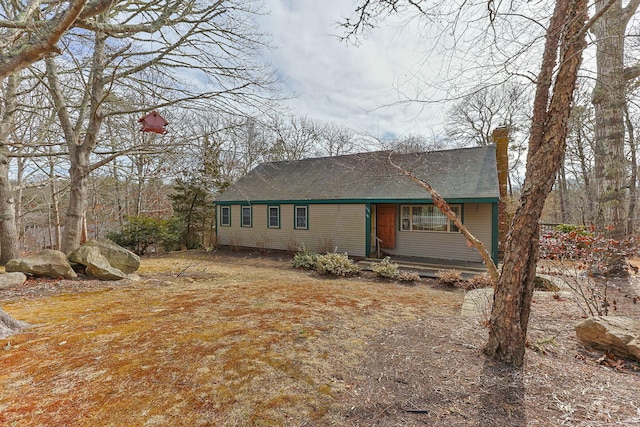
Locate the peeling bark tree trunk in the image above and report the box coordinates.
[0,73,20,264]
[484,0,588,367]
[592,0,640,239]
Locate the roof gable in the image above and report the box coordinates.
[216,146,500,203]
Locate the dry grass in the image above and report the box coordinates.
[0,250,461,426]
[2,250,640,426]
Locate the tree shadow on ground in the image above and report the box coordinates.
[477,359,526,427]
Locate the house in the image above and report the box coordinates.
[214,145,502,264]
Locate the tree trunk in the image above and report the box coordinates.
[62,146,91,253]
[49,156,62,250]
[575,127,595,224]
[484,0,587,367]
[55,30,106,253]
[592,0,640,239]
[0,73,20,264]
[625,105,637,234]
[558,159,570,223]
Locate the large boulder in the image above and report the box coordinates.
[575,316,640,361]
[82,239,140,273]
[6,249,77,279]
[0,272,27,290]
[68,246,128,280]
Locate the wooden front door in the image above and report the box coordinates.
[376,204,396,249]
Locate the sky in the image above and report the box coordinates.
[257,0,448,141]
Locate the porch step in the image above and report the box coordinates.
[358,258,488,279]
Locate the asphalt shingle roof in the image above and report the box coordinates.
[215,145,500,203]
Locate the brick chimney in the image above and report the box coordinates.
[492,126,509,256]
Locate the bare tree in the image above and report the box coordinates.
[41,0,277,253]
[446,82,529,147]
[445,82,530,195]
[564,85,597,225]
[0,0,123,79]
[267,116,321,161]
[316,123,356,157]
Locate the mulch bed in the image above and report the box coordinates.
[337,275,640,426]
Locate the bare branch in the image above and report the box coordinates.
[388,152,500,285]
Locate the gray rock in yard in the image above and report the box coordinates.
[86,262,128,281]
[575,316,640,361]
[0,272,27,289]
[6,249,77,279]
[69,246,127,281]
[82,239,140,273]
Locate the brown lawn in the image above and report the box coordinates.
[0,250,639,426]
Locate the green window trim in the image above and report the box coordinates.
[268,205,281,229]
[294,205,309,230]
[220,205,231,227]
[241,206,252,227]
[400,204,462,233]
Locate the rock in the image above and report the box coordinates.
[5,249,77,279]
[68,246,127,281]
[86,263,128,281]
[82,239,140,273]
[461,288,494,316]
[0,272,27,289]
[575,316,640,361]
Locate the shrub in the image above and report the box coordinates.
[554,223,589,234]
[469,274,494,289]
[107,215,169,255]
[159,217,184,252]
[397,271,421,282]
[539,227,640,316]
[370,257,399,279]
[256,235,270,255]
[435,269,463,286]
[539,227,638,277]
[286,237,303,254]
[292,250,319,270]
[314,253,359,277]
[317,238,336,254]
[229,233,241,252]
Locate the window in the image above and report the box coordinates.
[294,205,308,229]
[220,206,231,226]
[400,204,461,232]
[241,206,252,227]
[268,206,280,228]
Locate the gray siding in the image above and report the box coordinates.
[385,203,492,262]
[216,204,367,257]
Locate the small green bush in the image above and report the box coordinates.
[370,257,399,279]
[292,250,319,270]
[314,253,359,277]
[554,223,590,235]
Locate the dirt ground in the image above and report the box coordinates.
[1,249,639,426]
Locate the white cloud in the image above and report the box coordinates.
[258,0,448,139]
